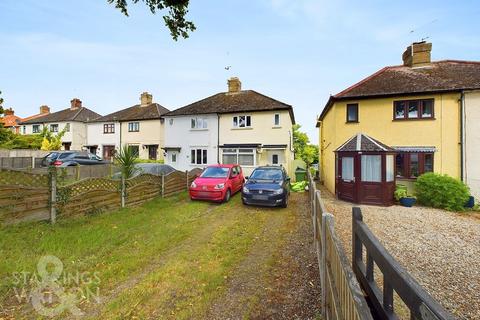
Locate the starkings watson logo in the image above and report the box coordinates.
[10,255,101,317]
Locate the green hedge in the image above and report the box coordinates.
[414,173,470,211]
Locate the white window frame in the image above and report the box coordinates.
[232,115,252,128]
[190,117,208,129]
[222,148,256,167]
[128,122,140,132]
[190,148,208,165]
[171,152,177,163]
[50,124,59,133]
[274,113,280,126]
[32,125,41,134]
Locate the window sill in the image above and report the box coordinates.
[272,126,282,129]
[231,127,253,130]
[392,118,436,121]
[396,177,418,181]
[190,128,208,131]
[345,121,359,124]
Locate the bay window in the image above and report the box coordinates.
[395,153,434,179]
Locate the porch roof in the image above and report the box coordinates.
[335,133,395,152]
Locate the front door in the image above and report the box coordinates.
[337,155,356,202]
[148,145,158,160]
[103,145,115,161]
[62,142,71,151]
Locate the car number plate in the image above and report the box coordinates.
[252,195,269,200]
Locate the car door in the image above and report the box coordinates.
[74,154,91,165]
[233,166,242,192]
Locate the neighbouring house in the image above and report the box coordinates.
[87,92,169,160]
[20,105,51,130]
[20,99,101,151]
[0,108,22,133]
[317,41,480,205]
[163,77,295,176]
[463,89,480,200]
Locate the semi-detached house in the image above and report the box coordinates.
[20,99,100,151]
[86,92,169,160]
[317,41,480,205]
[163,77,295,176]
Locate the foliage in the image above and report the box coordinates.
[292,124,319,166]
[0,90,4,116]
[394,184,411,201]
[415,173,470,211]
[0,134,43,149]
[115,145,140,179]
[108,0,195,40]
[40,126,67,151]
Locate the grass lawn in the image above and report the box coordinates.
[0,192,317,319]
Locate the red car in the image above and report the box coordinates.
[189,164,244,202]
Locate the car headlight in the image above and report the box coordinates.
[242,186,250,193]
[273,188,284,195]
[214,183,225,190]
[191,182,197,188]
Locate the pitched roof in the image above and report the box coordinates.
[320,60,480,121]
[0,114,22,127]
[21,113,50,123]
[165,90,295,123]
[335,133,395,152]
[92,103,169,122]
[20,107,101,124]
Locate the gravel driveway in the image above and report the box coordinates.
[318,184,480,320]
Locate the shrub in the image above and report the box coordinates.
[394,184,409,201]
[414,173,470,211]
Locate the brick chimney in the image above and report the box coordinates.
[402,41,432,67]
[4,108,14,116]
[140,92,153,106]
[227,77,242,94]
[40,105,50,114]
[70,98,82,110]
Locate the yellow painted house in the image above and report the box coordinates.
[317,42,480,205]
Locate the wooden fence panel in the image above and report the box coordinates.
[307,172,373,320]
[0,185,50,224]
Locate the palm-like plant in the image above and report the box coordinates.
[115,145,139,180]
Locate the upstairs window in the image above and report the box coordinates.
[274,114,280,126]
[233,115,251,128]
[104,123,115,134]
[394,99,434,120]
[32,125,40,134]
[50,124,58,132]
[191,117,208,129]
[128,122,140,132]
[346,103,359,123]
[65,123,70,132]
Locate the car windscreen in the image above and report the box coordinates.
[200,167,229,178]
[250,169,283,181]
[58,153,74,159]
[46,152,59,159]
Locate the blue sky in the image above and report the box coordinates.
[1,0,479,140]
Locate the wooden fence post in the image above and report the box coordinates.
[161,174,165,198]
[76,165,80,181]
[50,168,57,224]
[121,176,126,208]
[321,212,328,319]
[185,170,189,191]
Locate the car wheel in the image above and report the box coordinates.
[281,194,288,208]
[224,189,231,203]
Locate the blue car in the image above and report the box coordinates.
[241,166,290,208]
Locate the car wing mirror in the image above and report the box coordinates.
[245,176,249,180]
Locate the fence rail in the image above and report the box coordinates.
[0,167,202,225]
[308,172,373,320]
[352,207,455,320]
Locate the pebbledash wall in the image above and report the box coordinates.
[464,90,480,200]
[319,92,461,195]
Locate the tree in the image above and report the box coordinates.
[0,91,4,117]
[293,124,319,166]
[108,0,195,40]
[40,127,67,151]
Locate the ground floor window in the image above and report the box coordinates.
[191,149,207,165]
[128,145,140,157]
[272,154,279,165]
[171,152,177,163]
[396,152,433,179]
[222,148,255,166]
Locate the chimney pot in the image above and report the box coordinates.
[402,41,432,67]
[4,108,14,116]
[70,98,82,110]
[227,77,242,93]
[140,92,153,106]
[40,105,50,114]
